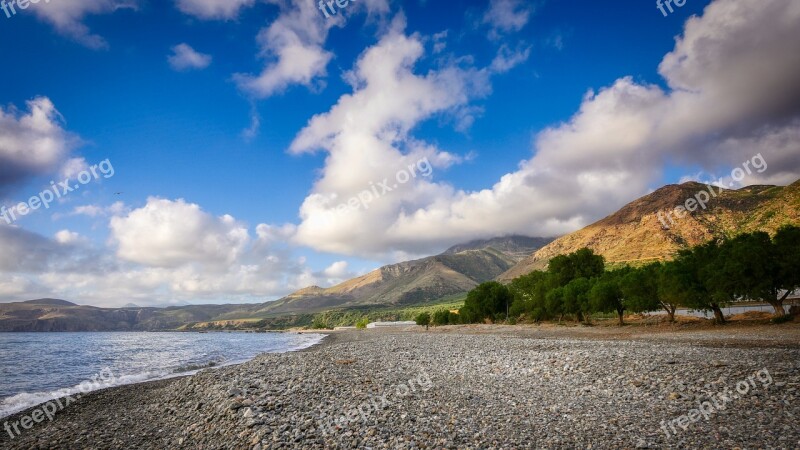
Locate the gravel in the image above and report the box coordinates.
[1,327,798,449]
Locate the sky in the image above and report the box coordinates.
[0,0,799,307]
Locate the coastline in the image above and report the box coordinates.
[1,324,798,449]
[0,331,328,421]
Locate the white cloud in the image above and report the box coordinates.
[285,0,800,260]
[483,0,533,39]
[255,223,297,244]
[0,274,37,299]
[70,201,127,218]
[73,205,104,217]
[0,97,74,194]
[0,198,342,306]
[490,43,531,73]
[60,157,89,179]
[26,0,137,49]
[168,44,212,71]
[234,0,337,98]
[285,15,491,258]
[174,0,254,20]
[322,260,350,278]
[55,229,84,245]
[110,197,250,268]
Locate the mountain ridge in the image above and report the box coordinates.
[498,180,800,281]
[255,235,552,315]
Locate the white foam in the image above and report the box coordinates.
[0,333,327,419]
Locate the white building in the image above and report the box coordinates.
[366,321,417,329]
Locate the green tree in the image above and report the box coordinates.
[669,241,728,324]
[717,232,779,314]
[460,281,514,323]
[620,263,669,319]
[563,277,594,323]
[773,225,800,315]
[589,269,629,326]
[509,271,551,320]
[432,309,451,326]
[415,312,431,326]
[545,287,566,321]
[547,248,605,287]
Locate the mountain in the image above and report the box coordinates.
[22,298,77,306]
[0,235,551,330]
[0,300,261,332]
[442,235,554,260]
[256,236,553,315]
[498,180,800,281]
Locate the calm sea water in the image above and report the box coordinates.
[0,332,324,418]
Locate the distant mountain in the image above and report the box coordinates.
[22,298,77,306]
[498,180,800,281]
[257,236,553,315]
[442,235,554,260]
[0,300,261,332]
[0,235,552,331]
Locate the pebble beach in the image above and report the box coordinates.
[1,325,799,449]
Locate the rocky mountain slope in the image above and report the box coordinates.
[498,180,800,281]
[256,236,552,315]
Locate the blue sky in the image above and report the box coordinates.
[1,0,798,306]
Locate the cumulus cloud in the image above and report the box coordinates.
[110,197,250,268]
[285,15,491,258]
[0,198,341,306]
[168,44,212,71]
[234,0,391,99]
[322,260,350,279]
[26,0,137,49]
[0,97,74,195]
[285,0,800,260]
[54,229,85,245]
[233,0,337,98]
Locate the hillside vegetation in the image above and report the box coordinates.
[499,180,800,281]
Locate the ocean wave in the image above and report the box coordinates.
[0,332,327,419]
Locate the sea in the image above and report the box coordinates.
[0,331,325,418]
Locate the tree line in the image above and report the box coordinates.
[422,225,800,326]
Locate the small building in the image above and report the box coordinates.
[366,321,417,329]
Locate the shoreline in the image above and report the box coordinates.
[0,331,329,422]
[1,324,798,448]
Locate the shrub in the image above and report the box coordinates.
[311,317,329,329]
[432,309,450,326]
[355,318,369,329]
[771,314,794,324]
[448,311,461,325]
